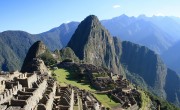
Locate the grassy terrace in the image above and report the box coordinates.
[54,68,119,108]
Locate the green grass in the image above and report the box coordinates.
[54,69,96,92]
[54,68,119,108]
[93,93,120,108]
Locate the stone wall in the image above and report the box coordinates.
[23,79,47,110]
[0,81,22,104]
[15,73,38,88]
[0,70,22,81]
[0,70,109,110]
[0,81,5,93]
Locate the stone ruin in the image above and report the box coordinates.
[57,61,141,110]
[0,70,104,110]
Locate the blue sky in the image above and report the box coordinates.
[0,0,180,34]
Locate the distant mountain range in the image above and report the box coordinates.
[1,14,180,74]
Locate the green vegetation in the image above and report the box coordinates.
[92,73,108,78]
[136,87,180,110]
[0,40,21,71]
[39,50,56,66]
[93,94,119,108]
[145,91,180,110]
[59,47,79,62]
[54,69,95,91]
[54,68,119,108]
[138,90,151,110]
[124,68,148,90]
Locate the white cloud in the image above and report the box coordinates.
[113,5,120,9]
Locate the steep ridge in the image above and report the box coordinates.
[121,41,180,107]
[67,15,122,74]
[165,69,180,107]
[121,41,167,97]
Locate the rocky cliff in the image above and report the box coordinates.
[121,41,167,97]
[121,41,180,107]
[165,69,180,107]
[67,15,122,74]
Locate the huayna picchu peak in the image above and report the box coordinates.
[67,15,122,75]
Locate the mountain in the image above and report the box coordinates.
[120,41,180,107]
[101,15,180,74]
[162,41,180,74]
[165,69,180,107]
[21,41,50,73]
[121,41,167,97]
[101,14,136,37]
[0,39,20,71]
[67,15,180,107]
[101,15,175,54]
[58,47,80,62]
[171,16,180,25]
[36,21,79,49]
[67,15,122,74]
[0,31,36,71]
[0,14,179,107]
[144,16,180,41]
[0,22,78,71]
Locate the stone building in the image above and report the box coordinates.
[0,70,104,110]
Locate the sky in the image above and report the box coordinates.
[0,0,180,34]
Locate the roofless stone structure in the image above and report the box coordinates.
[0,70,104,110]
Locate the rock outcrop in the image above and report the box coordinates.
[21,41,48,73]
[67,15,122,74]
[58,47,79,62]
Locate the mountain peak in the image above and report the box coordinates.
[67,15,121,74]
[86,15,98,20]
[21,41,47,72]
[81,15,101,28]
[120,14,128,18]
[67,15,108,60]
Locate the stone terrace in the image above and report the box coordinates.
[0,70,105,110]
